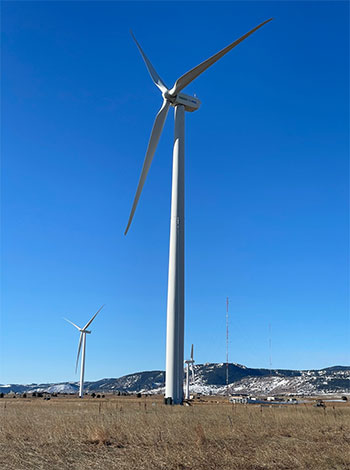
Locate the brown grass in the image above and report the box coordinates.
[0,396,349,470]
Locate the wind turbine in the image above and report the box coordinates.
[65,305,104,398]
[184,344,195,400]
[125,19,273,404]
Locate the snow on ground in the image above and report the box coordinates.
[45,384,78,394]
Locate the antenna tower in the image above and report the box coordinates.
[226,297,229,396]
[269,323,272,376]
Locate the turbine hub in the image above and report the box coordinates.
[163,90,174,102]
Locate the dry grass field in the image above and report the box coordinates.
[1,395,349,470]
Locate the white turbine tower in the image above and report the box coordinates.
[184,344,195,400]
[65,305,104,398]
[125,19,273,404]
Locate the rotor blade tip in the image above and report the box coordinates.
[124,220,132,236]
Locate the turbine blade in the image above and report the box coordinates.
[75,332,83,373]
[131,31,168,93]
[191,364,195,384]
[124,99,170,235]
[191,344,194,360]
[64,318,81,331]
[168,18,273,96]
[83,304,105,331]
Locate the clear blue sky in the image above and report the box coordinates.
[1,1,349,384]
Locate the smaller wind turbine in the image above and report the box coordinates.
[184,344,195,400]
[65,305,104,398]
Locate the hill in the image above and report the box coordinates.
[1,363,349,396]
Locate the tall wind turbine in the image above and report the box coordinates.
[125,19,273,404]
[65,305,104,398]
[184,344,195,400]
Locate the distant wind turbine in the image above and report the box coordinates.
[125,19,273,404]
[65,305,104,398]
[184,344,195,400]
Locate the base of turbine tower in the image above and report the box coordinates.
[164,397,184,405]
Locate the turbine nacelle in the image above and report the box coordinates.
[163,91,201,112]
[80,329,91,334]
[173,93,201,112]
